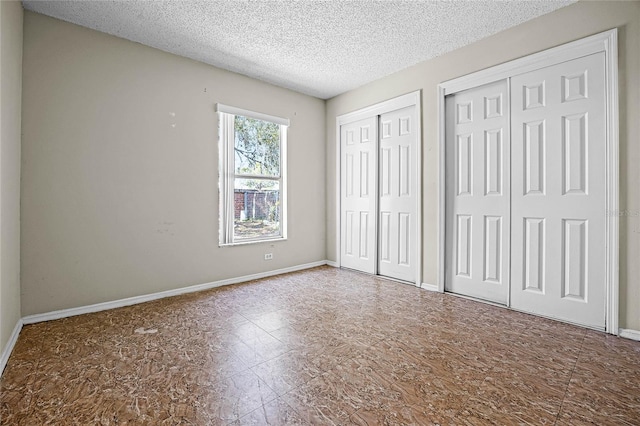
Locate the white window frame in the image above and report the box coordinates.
[217,103,289,246]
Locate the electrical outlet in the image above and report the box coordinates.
[264,253,273,260]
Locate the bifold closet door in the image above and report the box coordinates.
[340,117,378,274]
[445,80,510,304]
[510,53,606,329]
[378,106,417,283]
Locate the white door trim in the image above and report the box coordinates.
[437,29,619,334]
[336,91,422,286]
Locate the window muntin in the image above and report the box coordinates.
[218,105,287,245]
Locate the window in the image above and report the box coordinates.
[217,104,288,245]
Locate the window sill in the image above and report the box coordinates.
[219,237,287,248]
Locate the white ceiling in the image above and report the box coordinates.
[22,0,576,99]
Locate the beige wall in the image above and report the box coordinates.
[326,1,640,329]
[21,12,326,316]
[15,2,640,330]
[0,0,23,351]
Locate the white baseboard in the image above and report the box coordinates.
[325,260,339,267]
[421,282,440,292]
[0,319,23,375]
[22,260,330,325]
[619,328,640,341]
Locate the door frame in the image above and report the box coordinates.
[437,29,619,334]
[336,90,422,286]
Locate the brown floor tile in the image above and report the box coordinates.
[251,350,321,396]
[0,386,35,426]
[234,397,308,425]
[281,370,361,425]
[558,371,640,425]
[557,398,640,426]
[200,370,278,423]
[351,402,454,426]
[2,266,640,425]
[457,370,566,425]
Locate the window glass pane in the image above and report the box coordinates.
[233,178,280,240]
[234,115,280,177]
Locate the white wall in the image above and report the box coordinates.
[21,12,326,316]
[0,0,23,352]
[326,1,640,330]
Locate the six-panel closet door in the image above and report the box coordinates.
[340,116,378,274]
[445,80,510,304]
[510,53,606,329]
[445,53,607,329]
[378,106,417,283]
[340,105,417,283]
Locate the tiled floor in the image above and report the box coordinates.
[1,266,639,425]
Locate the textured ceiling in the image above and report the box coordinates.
[22,0,576,99]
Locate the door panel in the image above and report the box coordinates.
[340,117,377,274]
[483,215,502,283]
[510,53,606,329]
[445,80,510,304]
[378,106,417,282]
[523,217,545,293]
[456,214,472,278]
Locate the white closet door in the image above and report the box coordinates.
[378,106,417,282]
[340,117,378,274]
[510,53,606,329]
[445,80,510,304]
